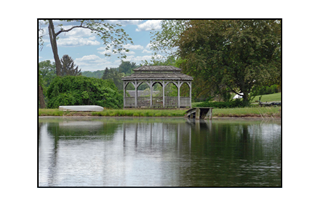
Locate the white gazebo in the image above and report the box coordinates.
[121,66,193,108]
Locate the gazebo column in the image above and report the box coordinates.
[177,81,181,108]
[135,81,138,108]
[189,82,192,108]
[149,81,153,107]
[162,81,168,108]
[123,81,126,107]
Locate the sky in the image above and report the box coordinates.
[39,20,164,72]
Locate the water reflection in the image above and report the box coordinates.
[39,117,281,187]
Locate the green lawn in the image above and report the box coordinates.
[212,107,280,117]
[39,108,186,117]
[251,92,281,103]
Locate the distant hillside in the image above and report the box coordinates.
[81,70,104,79]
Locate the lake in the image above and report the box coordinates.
[38,117,281,187]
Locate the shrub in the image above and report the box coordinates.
[46,76,123,109]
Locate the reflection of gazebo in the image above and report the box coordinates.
[122,66,193,108]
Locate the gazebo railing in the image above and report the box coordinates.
[124,96,191,108]
[180,97,191,107]
[124,97,135,107]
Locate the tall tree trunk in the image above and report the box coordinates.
[39,84,46,108]
[242,91,250,106]
[48,20,62,76]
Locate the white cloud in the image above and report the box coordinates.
[123,44,144,50]
[142,49,152,53]
[56,27,100,47]
[106,20,143,26]
[57,37,100,47]
[136,20,162,31]
[124,54,163,63]
[74,55,111,71]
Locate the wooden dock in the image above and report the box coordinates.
[186,107,212,120]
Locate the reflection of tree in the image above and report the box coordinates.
[40,118,281,187]
[178,120,281,186]
[46,121,120,139]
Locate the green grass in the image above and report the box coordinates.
[39,109,186,117]
[39,106,281,118]
[212,107,281,118]
[251,92,281,103]
[39,109,64,116]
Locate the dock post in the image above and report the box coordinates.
[196,108,200,120]
[208,108,212,120]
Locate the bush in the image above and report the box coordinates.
[46,76,123,108]
[197,99,247,108]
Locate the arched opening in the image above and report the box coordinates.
[124,82,135,107]
[137,82,150,108]
[152,82,163,108]
[164,82,178,108]
[180,82,191,108]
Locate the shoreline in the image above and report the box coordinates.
[39,107,281,118]
[39,115,281,119]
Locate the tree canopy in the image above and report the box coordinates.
[118,61,137,75]
[150,20,281,103]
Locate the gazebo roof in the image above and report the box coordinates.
[122,66,193,81]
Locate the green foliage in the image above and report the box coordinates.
[150,20,281,104]
[39,60,56,88]
[101,67,124,90]
[118,61,137,75]
[46,76,123,109]
[251,84,279,96]
[178,20,281,104]
[197,99,247,108]
[149,20,190,58]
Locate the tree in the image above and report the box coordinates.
[149,20,190,59]
[118,61,137,75]
[177,20,281,104]
[41,20,133,76]
[60,55,81,76]
[39,60,57,108]
[102,67,124,90]
[39,70,46,108]
[39,60,56,88]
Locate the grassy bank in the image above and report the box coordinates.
[212,107,280,118]
[251,92,281,102]
[39,107,281,118]
[39,109,186,117]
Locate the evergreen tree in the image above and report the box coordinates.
[60,55,81,76]
[102,67,109,80]
[102,67,123,90]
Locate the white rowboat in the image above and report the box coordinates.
[59,105,104,112]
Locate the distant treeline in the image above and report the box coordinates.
[81,70,104,79]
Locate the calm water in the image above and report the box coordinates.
[38,117,281,187]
